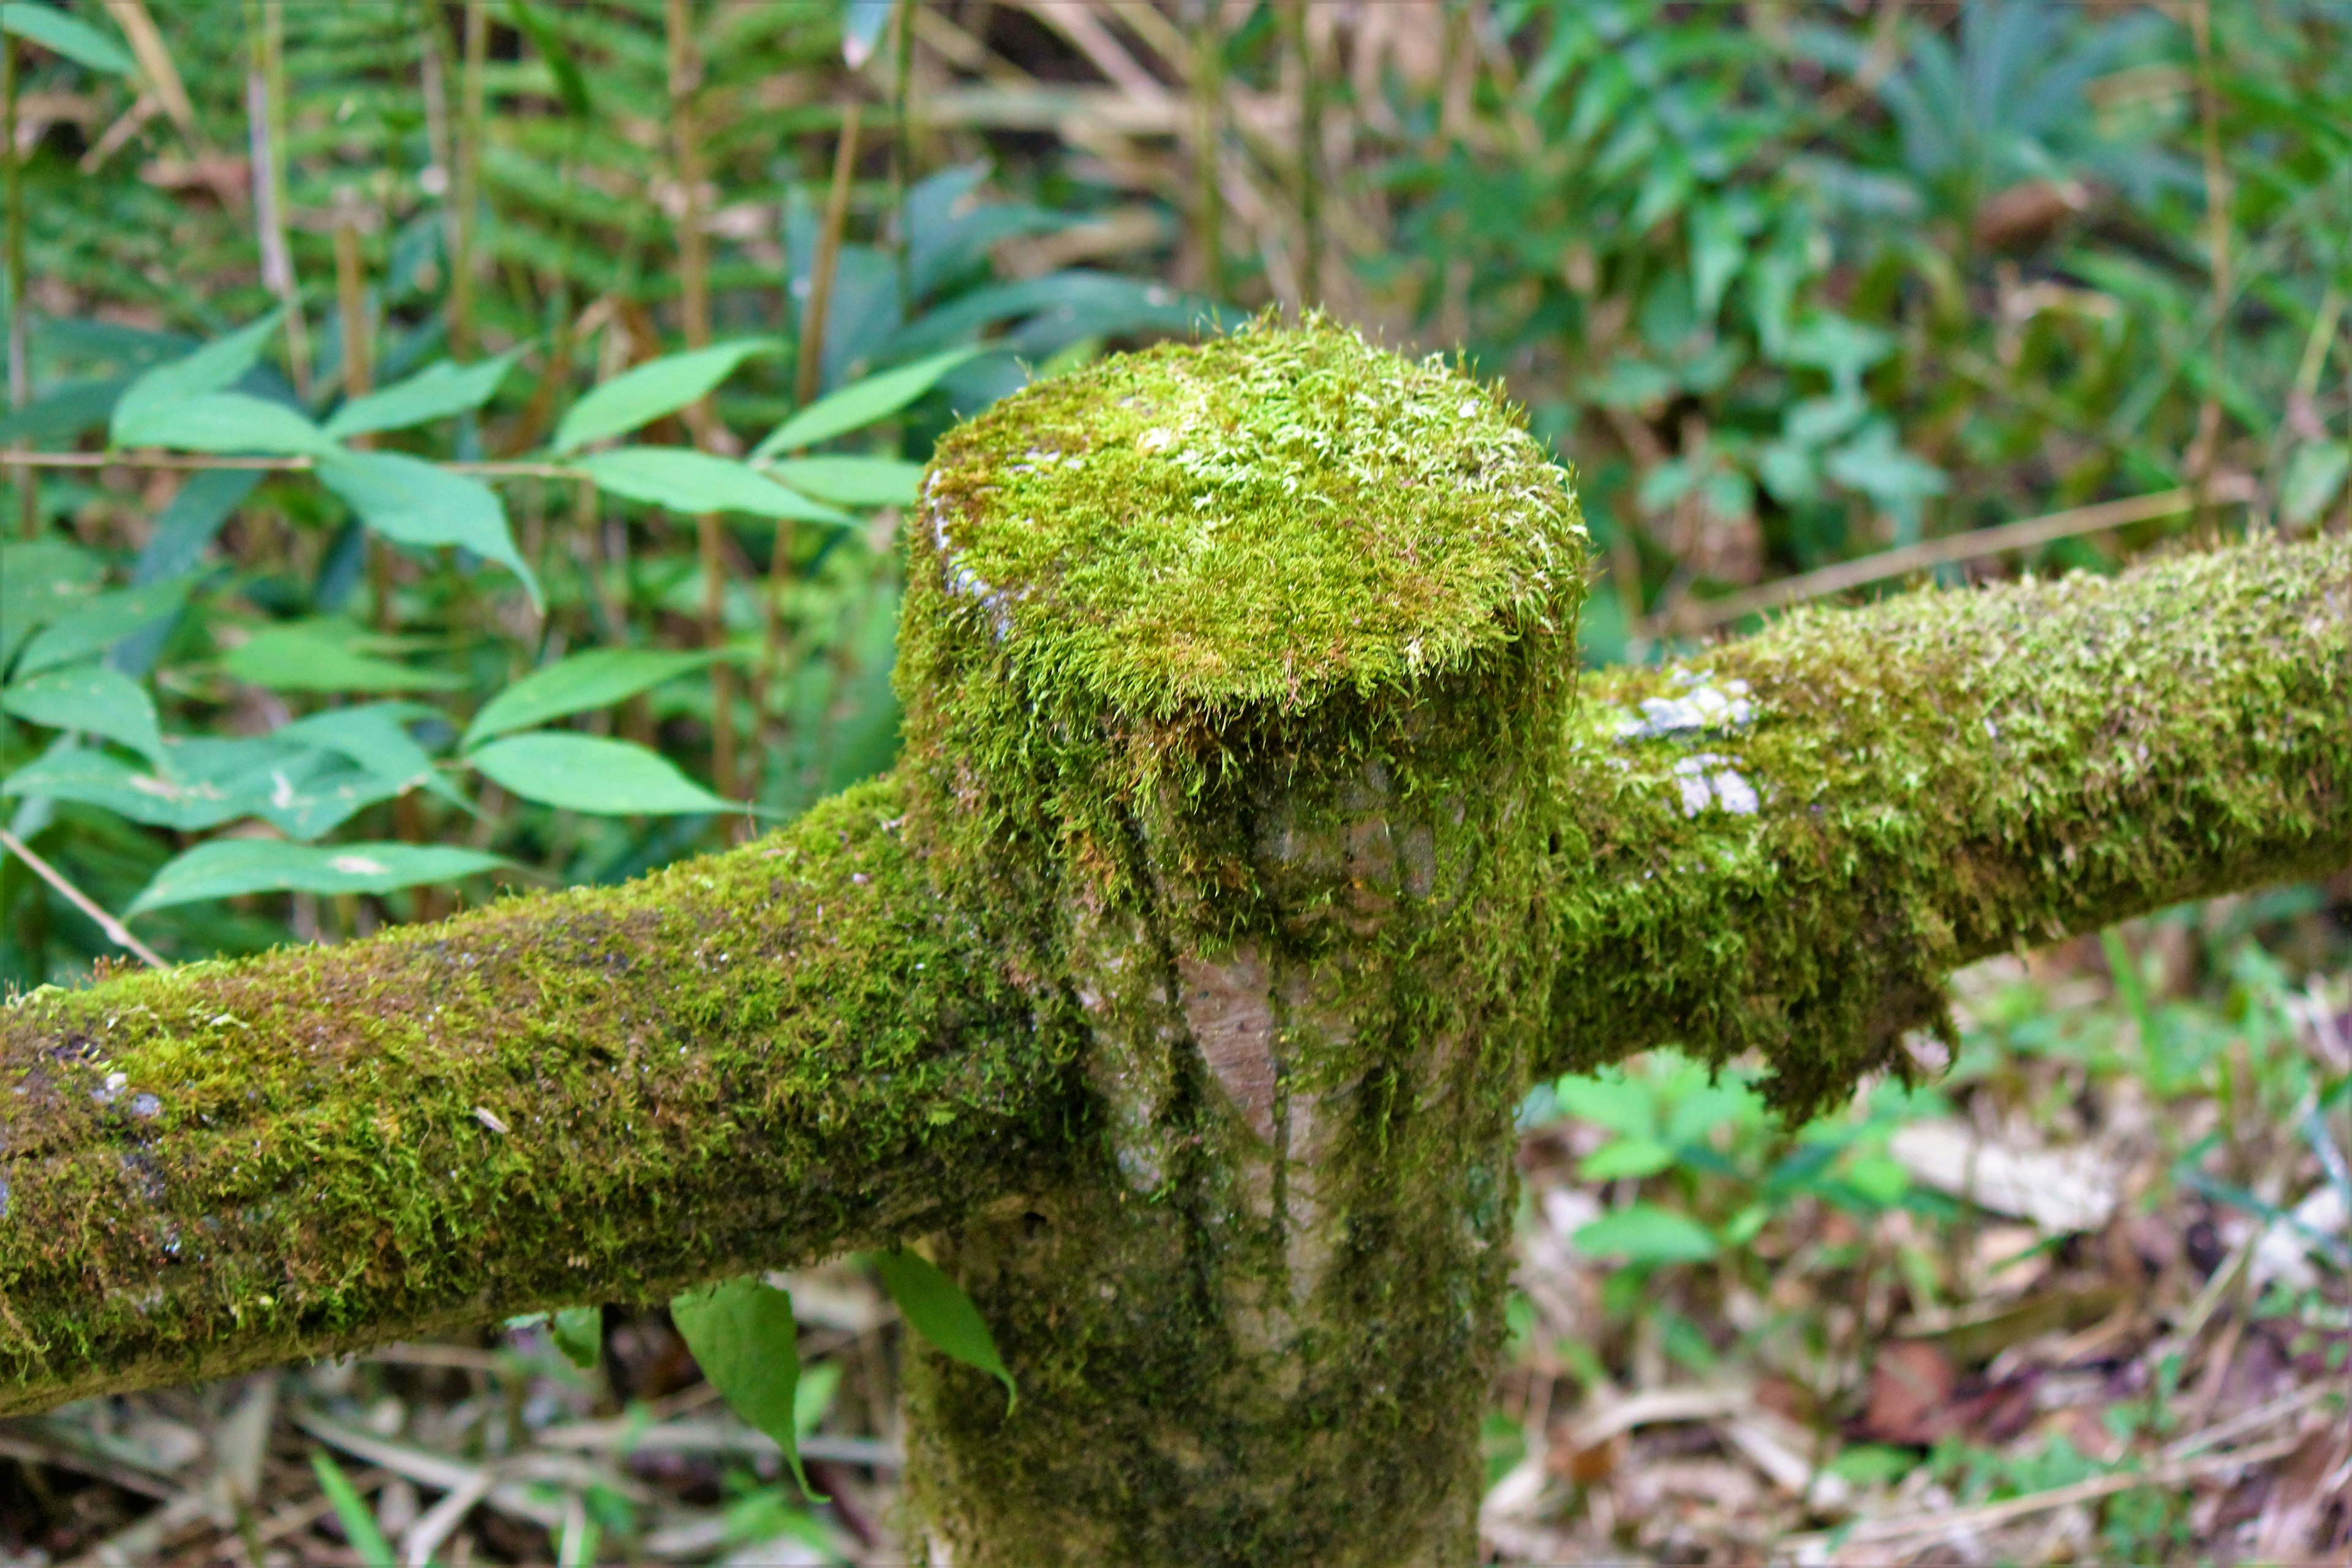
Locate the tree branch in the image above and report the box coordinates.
[1546,533,2352,1112]
[0,782,1073,1415]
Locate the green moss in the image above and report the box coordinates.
[895,320,1588,1563]
[1544,533,2352,1118]
[0,780,1076,1414]
[918,311,1581,720]
[1,316,2343,1567]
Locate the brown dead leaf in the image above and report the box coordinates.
[1858,1340,1955,1445]
[1973,179,2090,250]
[1548,1432,1619,1487]
[1948,1367,2044,1445]
[141,154,250,207]
[2250,1423,2352,1561]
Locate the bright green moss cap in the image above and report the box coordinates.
[918,316,1586,721]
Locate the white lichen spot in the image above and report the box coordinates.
[1670,753,1760,817]
[1711,767,1760,815]
[1616,675,1755,741]
[330,854,388,876]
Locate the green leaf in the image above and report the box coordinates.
[551,339,774,454]
[468,732,736,815]
[873,1248,1017,1413]
[751,345,979,459]
[552,1305,601,1370]
[576,447,851,524]
[0,538,102,668]
[116,391,336,457]
[13,577,191,676]
[0,2,133,74]
[308,1450,399,1568]
[1825,421,1947,506]
[315,450,541,606]
[1,741,252,830]
[1577,1137,1675,1182]
[1572,1204,1720,1265]
[110,313,283,445]
[128,839,508,914]
[669,1277,824,1499]
[507,0,590,118]
[766,456,925,509]
[2282,440,2350,527]
[461,647,715,750]
[135,469,259,585]
[223,622,464,693]
[2,662,165,765]
[324,351,520,439]
[275,701,463,805]
[1551,1075,1658,1140]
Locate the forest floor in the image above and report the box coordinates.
[2,884,2346,1568]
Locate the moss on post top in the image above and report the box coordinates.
[916,316,1586,723]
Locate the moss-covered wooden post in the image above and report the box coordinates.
[2,321,2346,1564]
[892,327,1581,1561]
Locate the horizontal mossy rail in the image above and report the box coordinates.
[2,533,2343,1418]
[0,782,1077,1414]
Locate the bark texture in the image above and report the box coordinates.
[891,324,1581,1564]
[0,324,2345,1566]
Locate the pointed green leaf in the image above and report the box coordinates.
[275,701,464,805]
[1571,1204,1720,1265]
[551,339,774,454]
[110,312,282,445]
[462,647,715,750]
[468,732,736,815]
[507,0,591,118]
[117,391,334,457]
[308,1451,399,1568]
[13,578,192,676]
[576,447,850,524]
[0,538,103,668]
[751,345,978,459]
[223,622,465,693]
[128,839,510,914]
[315,450,541,606]
[873,1249,1016,1413]
[669,1278,824,1499]
[551,1306,602,1370]
[324,351,521,439]
[1,739,261,830]
[2,662,165,765]
[0,3,133,75]
[2282,441,2350,527]
[766,456,924,509]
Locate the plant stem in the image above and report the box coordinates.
[0,829,167,970]
[4,31,32,539]
[796,99,861,410]
[334,203,396,636]
[891,0,914,319]
[2187,0,2231,524]
[1188,1,1226,301]
[665,0,737,806]
[449,0,486,360]
[1281,0,1321,310]
[246,0,308,397]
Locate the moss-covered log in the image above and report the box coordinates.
[0,782,1075,1414]
[1550,532,2352,1114]
[1,322,2345,1562]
